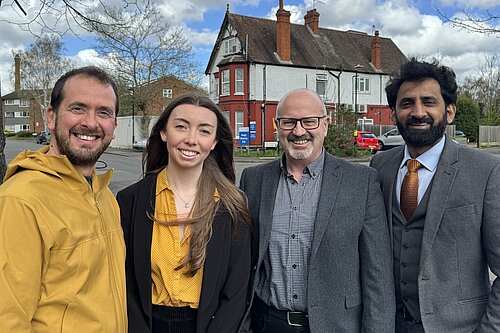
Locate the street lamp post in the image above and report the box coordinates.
[353,64,363,114]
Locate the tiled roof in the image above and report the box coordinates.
[207,12,407,75]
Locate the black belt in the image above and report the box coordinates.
[398,304,421,324]
[253,296,309,327]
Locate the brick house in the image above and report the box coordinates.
[205,0,408,146]
[130,75,207,117]
[1,55,45,133]
[111,75,207,148]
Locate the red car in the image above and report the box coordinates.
[354,131,380,153]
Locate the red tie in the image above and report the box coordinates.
[400,159,421,221]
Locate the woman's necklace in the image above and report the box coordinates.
[167,173,197,209]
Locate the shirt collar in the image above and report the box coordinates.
[156,167,171,196]
[280,149,325,179]
[400,135,446,172]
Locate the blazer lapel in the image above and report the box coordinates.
[198,211,225,312]
[310,154,341,262]
[419,139,459,272]
[133,175,156,320]
[382,148,404,246]
[258,161,281,264]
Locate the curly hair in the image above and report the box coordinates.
[386,58,458,109]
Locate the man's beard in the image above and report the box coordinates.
[55,122,110,168]
[285,133,314,160]
[397,111,447,148]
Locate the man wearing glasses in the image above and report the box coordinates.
[240,89,394,332]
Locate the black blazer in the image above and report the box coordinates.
[116,172,251,333]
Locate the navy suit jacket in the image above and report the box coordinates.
[117,172,251,333]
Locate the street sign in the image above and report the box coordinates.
[249,121,257,140]
[239,127,249,146]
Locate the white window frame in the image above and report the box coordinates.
[353,104,366,113]
[223,37,237,55]
[163,88,173,99]
[19,99,30,107]
[5,99,16,105]
[235,68,244,95]
[15,111,29,118]
[316,74,327,97]
[357,77,370,92]
[235,110,244,139]
[221,69,230,96]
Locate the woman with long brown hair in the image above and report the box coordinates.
[117,93,251,333]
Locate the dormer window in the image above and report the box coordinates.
[223,37,238,55]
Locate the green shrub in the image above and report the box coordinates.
[15,131,34,138]
[234,149,280,158]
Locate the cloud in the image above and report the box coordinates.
[437,0,500,9]
[72,49,107,67]
[1,0,498,95]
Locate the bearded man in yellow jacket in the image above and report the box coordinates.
[0,66,127,333]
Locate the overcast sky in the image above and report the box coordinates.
[0,0,499,94]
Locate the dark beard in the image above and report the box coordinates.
[54,121,109,168]
[397,112,447,148]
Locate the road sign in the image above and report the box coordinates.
[239,127,249,146]
[249,121,257,140]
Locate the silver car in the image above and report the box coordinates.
[377,128,405,150]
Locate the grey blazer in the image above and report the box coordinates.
[240,152,395,333]
[370,138,500,333]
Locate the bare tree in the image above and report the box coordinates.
[0,0,140,37]
[437,8,499,35]
[83,0,202,139]
[461,54,500,123]
[13,35,74,130]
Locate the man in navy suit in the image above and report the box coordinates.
[240,89,395,332]
[371,58,500,333]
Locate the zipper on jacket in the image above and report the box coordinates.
[93,193,126,332]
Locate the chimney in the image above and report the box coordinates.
[371,30,381,69]
[304,9,320,34]
[276,0,291,62]
[14,54,21,92]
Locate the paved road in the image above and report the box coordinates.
[5,138,500,194]
[4,138,271,193]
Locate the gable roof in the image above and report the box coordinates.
[206,12,407,75]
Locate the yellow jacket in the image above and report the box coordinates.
[0,147,127,332]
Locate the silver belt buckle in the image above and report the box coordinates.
[286,311,304,327]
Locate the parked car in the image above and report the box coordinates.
[377,128,405,150]
[455,130,466,137]
[36,131,51,145]
[354,131,379,154]
[132,139,147,150]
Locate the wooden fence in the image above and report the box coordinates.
[479,126,500,147]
